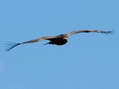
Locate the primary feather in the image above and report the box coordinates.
[66,30,112,37]
[6,42,21,51]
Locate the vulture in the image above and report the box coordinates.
[6,29,112,51]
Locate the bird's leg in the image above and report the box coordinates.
[43,42,50,45]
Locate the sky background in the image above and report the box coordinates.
[0,0,119,89]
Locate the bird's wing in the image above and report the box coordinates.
[66,29,112,37]
[6,36,56,51]
[21,36,57,44]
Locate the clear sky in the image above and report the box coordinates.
[0,0,118,89]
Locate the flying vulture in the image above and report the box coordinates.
[6,29,112,51]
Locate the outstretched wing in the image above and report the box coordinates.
[21,36,57,44]
[66,29,112,37]
[6,36,56,51]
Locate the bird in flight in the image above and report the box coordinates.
[6,29,112,51]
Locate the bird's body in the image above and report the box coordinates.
[47,38,68,45]
[6,29,112,51]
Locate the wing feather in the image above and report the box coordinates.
[6,36,56,51]
[66,29,112,37]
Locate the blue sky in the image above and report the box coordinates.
[0,0,119,89]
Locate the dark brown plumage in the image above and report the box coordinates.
[6,29,112,51]
[47,38,68,45]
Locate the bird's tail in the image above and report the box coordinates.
[4,42,21,51]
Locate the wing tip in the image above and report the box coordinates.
[6,43,21,51]
[99,30,113,34]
